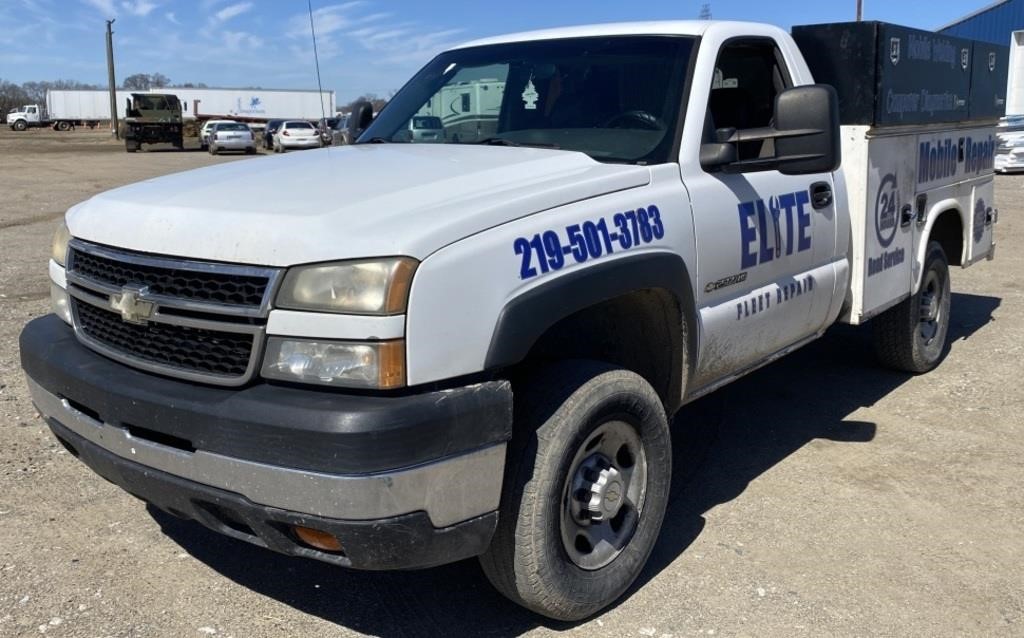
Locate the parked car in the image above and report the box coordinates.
[317,117,341,144]
[199,119,236,150]
[408,115,445,142]
[273,120,322,152]
[331,114,352,146]
[207,122,257,155]
[263,119,284,149]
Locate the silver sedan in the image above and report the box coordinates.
[208,122,257,155]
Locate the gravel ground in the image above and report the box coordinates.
[1,127,1022,637]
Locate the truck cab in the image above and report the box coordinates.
[21,20,996,621]
[122,92,184,152]
[7,104,43,130]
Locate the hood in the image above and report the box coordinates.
[67,144,650,266]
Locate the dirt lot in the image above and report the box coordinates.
[1,126,1022,637]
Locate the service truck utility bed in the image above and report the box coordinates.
[793,22,1000,322]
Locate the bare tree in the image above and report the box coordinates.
[0,79,30,115]
[122,73,152,90]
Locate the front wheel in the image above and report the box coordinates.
[479,361,671,621]
[13,120,27,131]
[873,241,951,373]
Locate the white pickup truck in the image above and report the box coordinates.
[21,20,998,620]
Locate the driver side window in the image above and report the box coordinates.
[705,39,792,160]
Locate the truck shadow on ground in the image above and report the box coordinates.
[150,292,999,636]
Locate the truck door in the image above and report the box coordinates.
[681,38,839,389]
[26,105,39,124]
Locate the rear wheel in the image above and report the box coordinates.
[208,144,218,155]
[479,361,671,621]
[873,241,951,373]
[125,140,139,153]
[56,121,71,131]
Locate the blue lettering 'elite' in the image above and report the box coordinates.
[737,189,813,268]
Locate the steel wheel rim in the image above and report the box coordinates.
[918,268,945,346]
[560,420,647,570]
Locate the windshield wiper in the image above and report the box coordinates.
[473,137,560,149]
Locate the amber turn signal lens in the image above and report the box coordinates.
[293,525,344,552]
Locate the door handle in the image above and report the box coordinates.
[810,182,832,210]
[900,204,914,228]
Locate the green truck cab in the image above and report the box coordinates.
[123,93,184,152]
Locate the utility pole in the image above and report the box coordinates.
[699,3,712,20]
[105,19,119,139]
[856,0,863,21]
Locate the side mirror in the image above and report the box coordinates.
[349,100,374,141]
[774,84,840,175]
[699,84,840,175]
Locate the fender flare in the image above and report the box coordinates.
[914,198,964,293]
[484,251,699,395]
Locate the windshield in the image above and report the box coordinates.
[285,121,314,129]
[360,35,695,164]
[216,123,249,131]
[134,94,179,110]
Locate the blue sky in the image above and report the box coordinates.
[0,0,988,102]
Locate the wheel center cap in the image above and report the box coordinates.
[583,464,625,521]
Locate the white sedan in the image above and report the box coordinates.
[273,121,322,153]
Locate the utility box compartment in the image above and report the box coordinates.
[792,22,977,126]
[969,40,1010,120]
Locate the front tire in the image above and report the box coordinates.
[480,361,671,621]
[873,241,951,373]
[13,119,27,131]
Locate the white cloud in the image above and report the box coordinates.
[213,1,252,23]
[121,0,157,16]
[165,11,178,24]
[82,0,117,16]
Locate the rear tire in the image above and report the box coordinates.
[208,144,217,155]
[125,141,139,153]
[873,241,951,373]
[479,361,671,621]
[56,121,71,131]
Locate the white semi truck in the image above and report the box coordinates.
[6,88,336,131]
[21,20,998,620]
[6,90,133,131]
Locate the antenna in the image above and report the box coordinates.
[699,3,712,20]
[307,0,328,130]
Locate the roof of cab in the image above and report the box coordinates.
[450,20,772,50]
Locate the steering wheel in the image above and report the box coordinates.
[602,110,665,131]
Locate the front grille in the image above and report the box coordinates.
[69,247,269,308]
[65,240,281,386]
[75,300,254,378]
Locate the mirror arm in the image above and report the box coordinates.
[722,126,823,143]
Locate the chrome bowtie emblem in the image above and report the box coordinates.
[109,285,155,324]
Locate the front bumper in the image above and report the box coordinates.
[21,315,512,569]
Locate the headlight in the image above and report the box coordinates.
[52,220,71,266]
[276,258,417,315]
[261,337,405,389]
